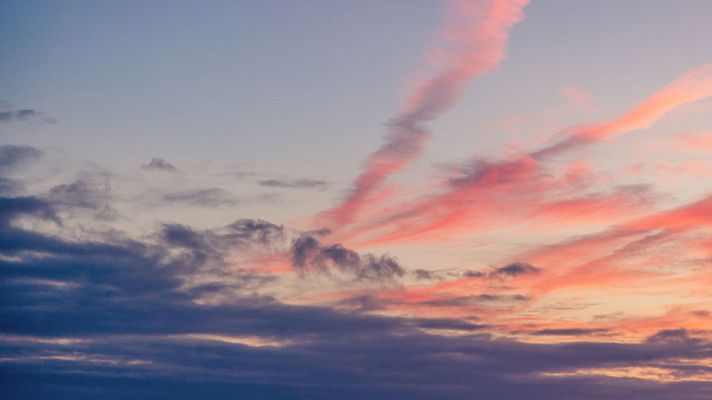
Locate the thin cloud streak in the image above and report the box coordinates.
[319,0,529,227]
[338,63,712,247]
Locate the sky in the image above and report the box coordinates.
[2,0,712,398]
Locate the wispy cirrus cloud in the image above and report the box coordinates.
[318,0,529,227]
[334,63,712,246]
[258,178,329,190]
[532,63,712,159]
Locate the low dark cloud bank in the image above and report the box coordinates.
[1,159,711,399]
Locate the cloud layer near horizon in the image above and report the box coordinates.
[3,1,712,398]
[2,167,711,399]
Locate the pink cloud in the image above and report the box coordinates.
[332,63,712,247]
[534,63,712,158]
[317,0,529,227]
[560,85,593,111]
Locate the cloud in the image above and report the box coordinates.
[158,219,285,261]
[646,329,699,345]
[444,263,538,282]
[291,236,404,281]
[425,294,529,307]
[414,269,436,280]
[318,0,529,226]
[0,178,22,195]
[560,85,593,111]
[674,130,712,152]
[3,5,712,399]
[141,157,177,172]
[334,294,385,312]
[161,188,240,207]
[0,145,43,174]
[161,223,210,251]
[463,270,486,278]
[508,191,712,298]
[532,63,712,159]
[226,219,286,246]
[492,262,540,277]
[411,317,486,332]
[1,187,712,399]
[529,328,609,336]
[49,178,111,209]
[0,196,57,227]
[333,63,712,247]
[0,109,54,124]
[258,178,329,189]
[0,145,43,195]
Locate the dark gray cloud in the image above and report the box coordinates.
[161,223,209,251]
[414,269,435,280]
[47,176,117,220]
[410,318,486,332]
[156,219,286,274]
[0,145,42,174]
[49,178,111,209]
[227,219,285,246]
[292,236,320,268]
[334,294,385,312]
[1,191,711,399]
[463,270,486,278]
[492,262,540,277]
[0,196,57,227]
[258,178,329,189]
[142,157,177,172]
[425,294,529,308]
[291,236,404,281]
[528,328,609,336]
[646,329,700,345]
[460,263,538,280]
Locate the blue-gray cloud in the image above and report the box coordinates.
[492,262,540,277]
[291,236,404,281]
[161,188,240,207]
[0,145,42,174]
[258,178,329,189]
[141,157,177,172]
[0,109,53,124]
[1,186,711,399]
